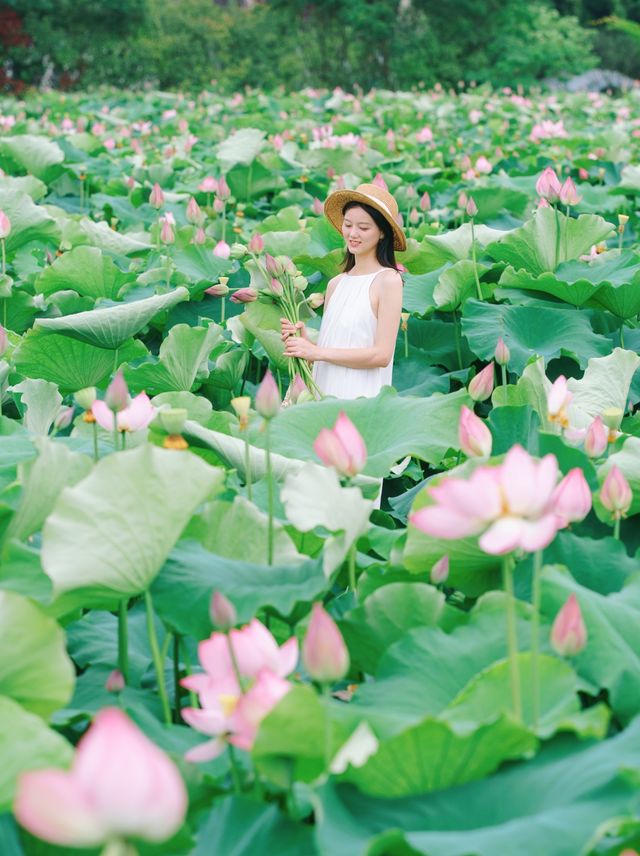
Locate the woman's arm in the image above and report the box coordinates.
[284,270,403,369]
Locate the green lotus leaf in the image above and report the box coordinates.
[216,128,266,171]
[12,379,62,436]
[0,134,64,179]
[596,436,640,521]
[34,245,133,300]
[77,217,151,254]
[171,244,233,287]
[0,190,60,255]
[566,348,640,429]
[416,222,511,273]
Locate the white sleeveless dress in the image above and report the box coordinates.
[313,269,393,399]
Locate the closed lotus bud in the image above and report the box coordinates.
[307,292,324,309]
[0,209,11,239]
[209,591,237,631]
[106,669,125,693]
[552,468,592,525]
[303,603,349,684]
[213,198,225,213]
[420,191,431,212]
[458,405,492,458]
[205,282,229,296]
[264,254,282,276]
[535,166,562,203]
[149,183,164,209]
[372,173,388,191]
[280,255,297,276]
[584,416,607,458]
[600,465,632,520]
[159,408,187,435]
[74,387,97,410]
[409,207,420,225]
[216,176,231,201]
[160,220,175,245]
[186,196,203,225]
[550,594,587,657]
[494,337,510,366]
[468,363,494,402]
[105,371,129,413]
[0,324,7,357]
[289,373,308,404]
[312,198,324,216]
[457,191,467,209]
[213,240,231,259]
[247,233,264,254]
[199,176,218,193]
[230,242,247,259]
[53,406,74,431]
[269,277,284,296]
[255,370,281,419]
[193,227,206,245]
[559,177,582,206]
[431,555,449,585]
[547,375,571,428]
[313,412,367,478]
[229,287,258,304]
[231,395,251,430]
[293,274,307,291]
[465,196,478,217]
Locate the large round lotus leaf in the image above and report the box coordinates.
[0,190,60,255]
[34,245,133,300]
[34,287,189,349]
[0,135,64,179]
[42,444,224,601]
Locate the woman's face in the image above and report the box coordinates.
[341,206,383,256]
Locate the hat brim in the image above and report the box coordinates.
[324,189,407,252]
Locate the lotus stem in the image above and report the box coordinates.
[221,201,227,243]
[92,422,99,462]
[1,238,5,276]
[453,311,463,371]
[613,517,621,540]
[144,590,172,726]
[322,684,333,769]
[173,634,181,723]
[348,542,357,597]
[531,550,543,731]
[181,639,198,708]
[118,599,129,685]
[112,411,119,455]
[244,434,253,500]
[265,419,274,565]
[227,744,242,794]
[403,327,409,359]
[470,218,482,300]
[502,554,522,722]
[220,295,226,326]
[564,205,570,261]
[501,363,507,387]
[620,320,625,349]
[554,205,561,270]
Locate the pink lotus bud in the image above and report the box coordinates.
[550,594,587,656]
[409,207,420,225]
[269,277,284,296]
[289,373,309,404]
[213,240,231,258]
[584,416,608,458]
[193,227,206,244]
[199,176,218,193]
[205,282,229,297]
[255,370,281,419]
[494,337,510,366]
[430,555,449,585]
[230,287,258,304]
[535,166,561,202]
[213,198,224,213]
[186,196,203,225]
[312,198,324,216]
[538,197,550,209]
[559,177,582,206]
[307,292,324,309]
[552,468,592,525]
[0,324,7,357]
[600,465,632,519]
[14,708,187,847]
[372,173,388,191]
[313,412,367,478]
[458,405,492,458]
[465,197,478,217]
[420,191,431,212]
[105,669,125,693]
[468,363,494,402]
[149,182,164,209]
[475,156,492,174]
[302,603,349,683]
[104,371,129,412]
[216,176,231,201]
[264,253,283,276]
[209,591,237,631]
[578,167,589,181]
[547,376,572,427]
[248,232,264,254]
[160,219,175,245]
[54,406,74,431]
[0,209,11,239]
[457,191,468,209]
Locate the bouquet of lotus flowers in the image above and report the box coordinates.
[253,252,323,401]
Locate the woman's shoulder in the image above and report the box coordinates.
[375,267,403,288]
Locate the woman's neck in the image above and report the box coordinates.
[348,253,386,275]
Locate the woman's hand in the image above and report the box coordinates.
[280,318,309,342]
[284,334,319,362]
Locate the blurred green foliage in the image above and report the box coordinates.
[2,0,639,92]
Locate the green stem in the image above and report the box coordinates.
[113,348,119,374]
[92,421,99,462]
[613,516,621,540]
[244,434,253,500]
[265,420,274,565]
[620,320,625,349]
[118,599,129,684]
[121,431,126,451]
[531,550,543,731]
[112,411,119,454]
[403,327,408,359]
[181,640,198,708]
[226,634,244,691]
[144,590,172,726]
[564,205,570,261]
[348,542,357,596]
[227,744,242,794]
[453,311,463,371]
[501,363,507,387]
[502,555,522,722]
[322,684,333,770]
[173,634,182,723]
[1,238,5,277]
[220,296,226,326]
[470,218,482,300]
[554,205,561,270]
[221,201,227,243]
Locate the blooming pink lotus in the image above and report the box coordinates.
[14,708,187,847]
[410,445,566,555]
[547,375,571,428]
[584,416,608,458]
[314,412,367,478]
[535,166,562,202]
[550,594,587,656]
[92,392,155,433]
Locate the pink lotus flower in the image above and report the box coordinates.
[209,591,237,631]
[105,670,125,693]
[559,177,582,206]
[547,376,571,428]
[420,192,431,212]
[14,708,187,847]
[416,126,433,143]
[0,209,11,239]
[92,393,155,433]
[530,121,568,144]
[289,373,309,404]
[104,370,129,412]
[0,324,7,357]
[269,277,284,296]
[458,405,492,458]
[535,166,562,203]
[600,465,632,520]
[307,292,324,309]
[465,197,478,217]
[578,167,589,181]
[248,232,264,254]
[550,594,587,656]
[494,337,510,366]
[149,182,164,209]
[313,412,367,478]
[193,227,206,245]
[160,219,175,245]
[410,445,563,555]
[186,196,203,225]
[205,282,229,297]
[255,370,281,419]
[312,198,324,216]
[475,156,492,174]
[552,468,592,525]
[216,176,231,201]
[213,240,231,259]
[229,287,257,304]
[468,363,494,402]
[303,603,350,683]
[584,416,607,458]
[199,176,218,193]
[431,555,449,584]
[372,173,388,191]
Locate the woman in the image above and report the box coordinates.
[281,182,406,399]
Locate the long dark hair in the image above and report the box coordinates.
[341,201,399,272]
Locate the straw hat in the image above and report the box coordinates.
[324,182,407,252]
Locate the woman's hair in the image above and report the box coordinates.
[341,201,398,272]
